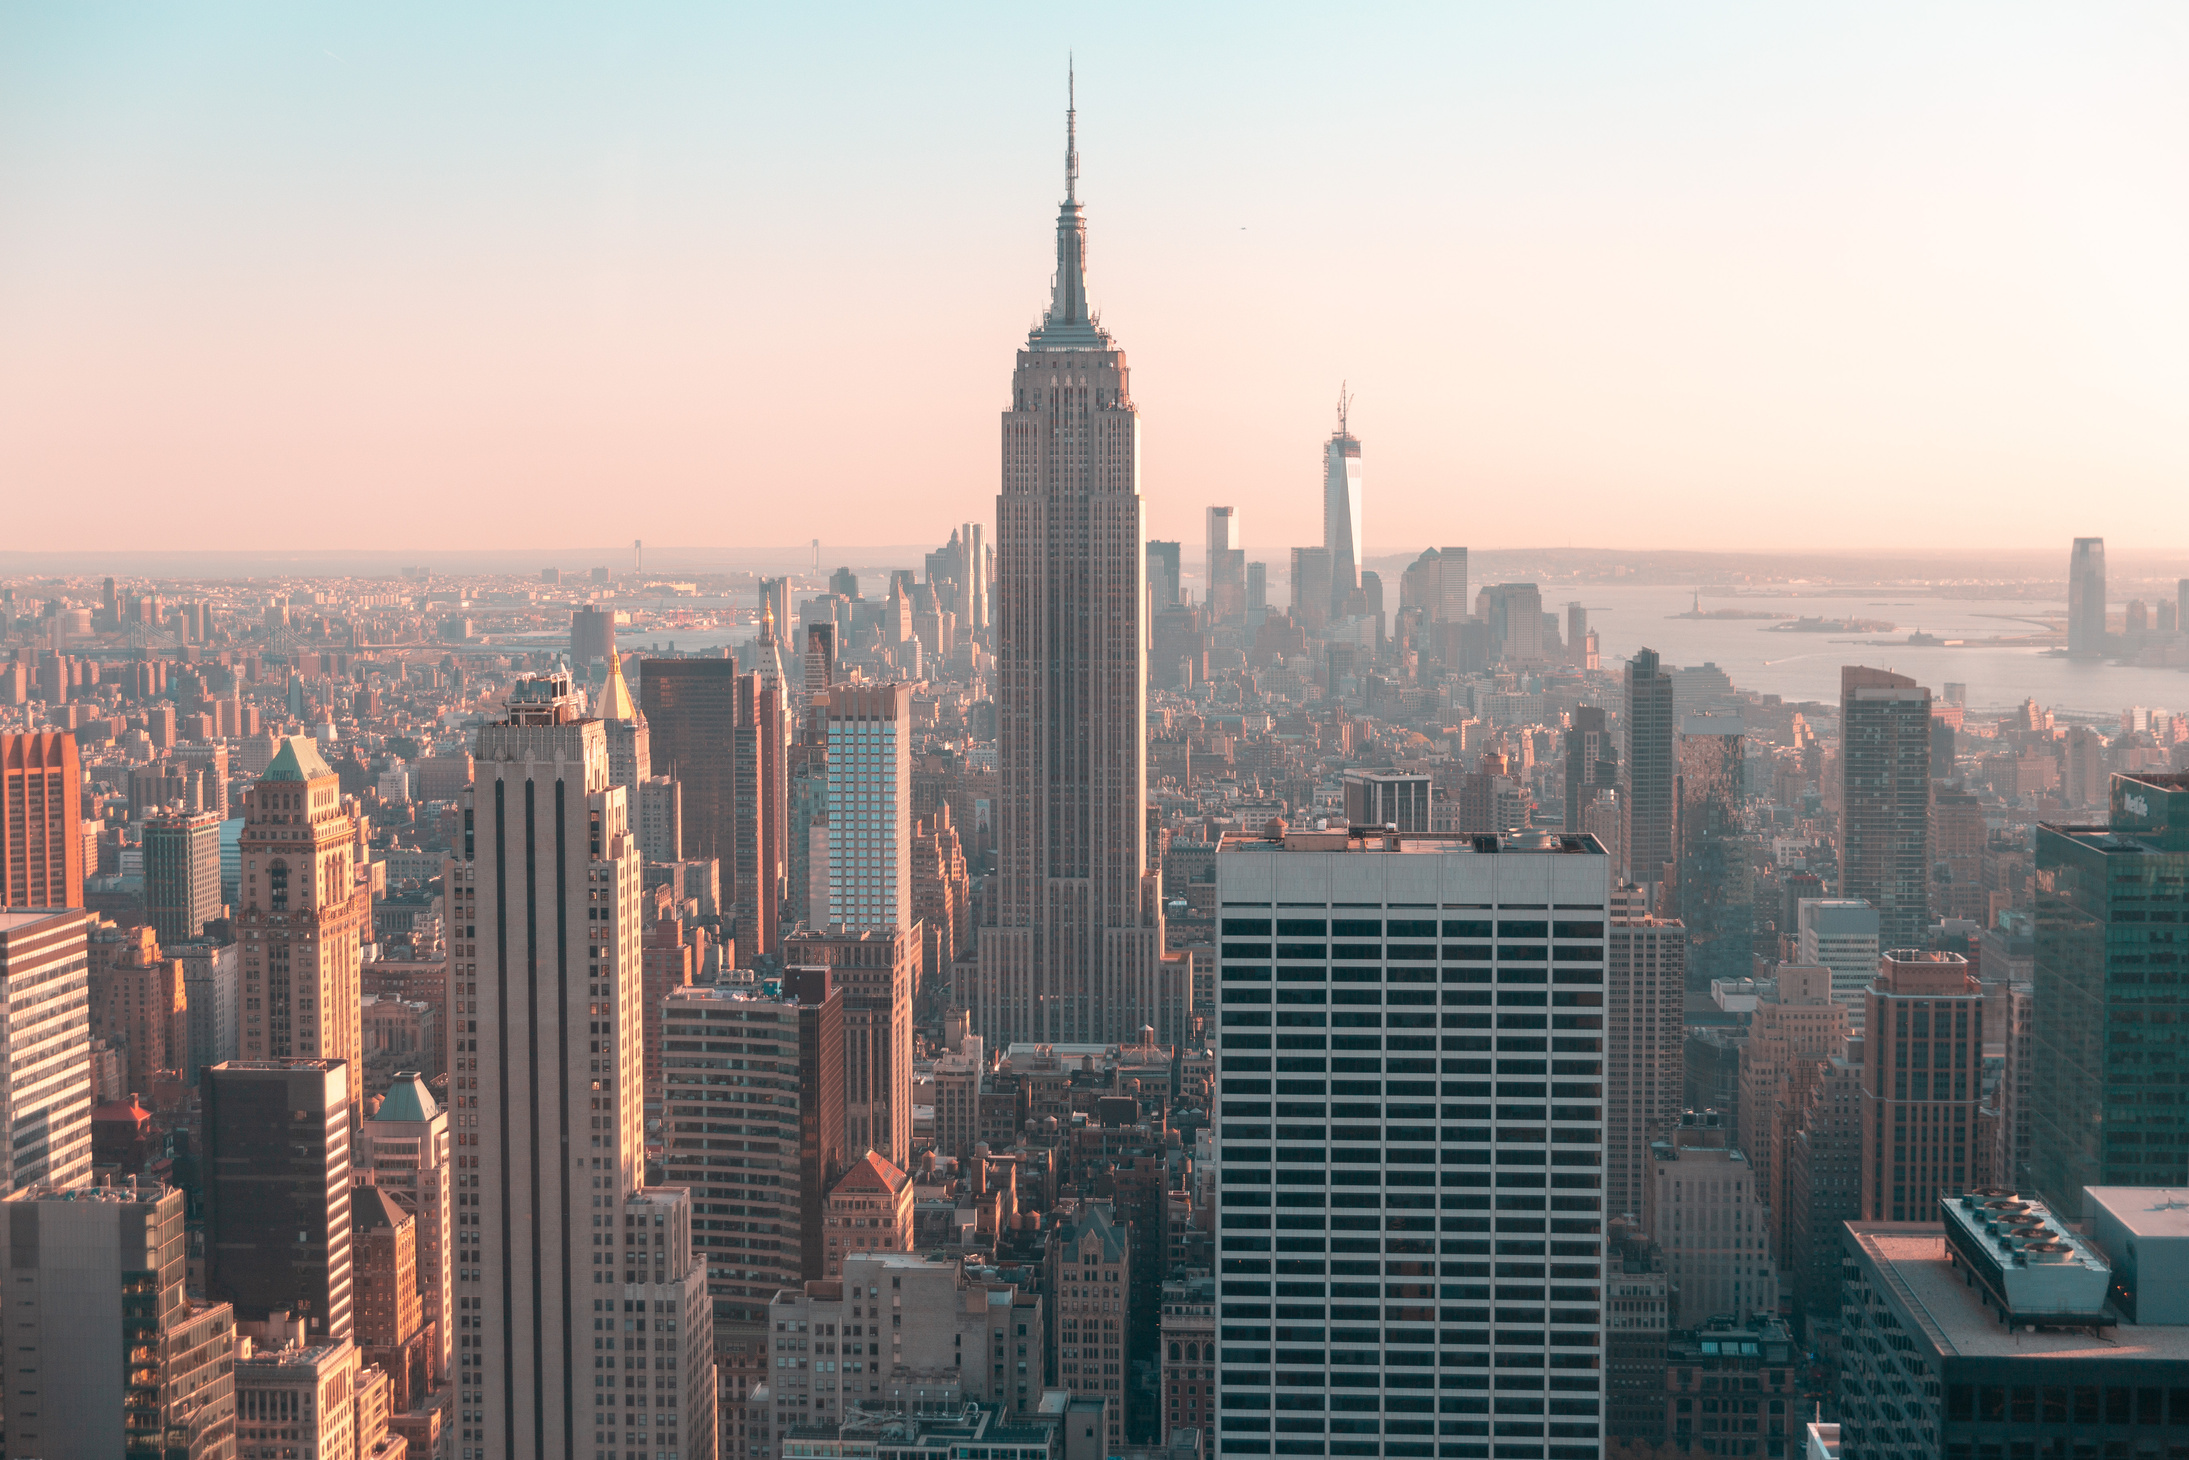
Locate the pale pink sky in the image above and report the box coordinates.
[4,6,2189,557]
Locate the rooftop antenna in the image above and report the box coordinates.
[1066,55,1078,203]
[1336,380,1353,437]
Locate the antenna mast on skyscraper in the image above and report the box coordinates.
[1066,56,1079,203]
[1337,381,1353,437]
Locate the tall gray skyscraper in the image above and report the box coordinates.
[144,810,223,945]
[1322,387,1363,612]
[1675,714,1751,982]
[1840,666,1932,950]
[2068,536,2107,657]
[978,81,1160,1046]
[1565,705,1617,831]
[1624,648,1676,891]
[454,672,711,1457]
[1146,539,1182,608]
[1289,546,1334,632]
[1205,505,1244,619]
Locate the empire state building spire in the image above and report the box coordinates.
[981,75,1158,1050]
[1035,62,1102,348]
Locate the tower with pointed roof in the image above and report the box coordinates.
[358,1070,452,1384]
[1324,383,1364,614]
[597,650,650,794]
[237,735,368,1102]
[977,73,1161,1047]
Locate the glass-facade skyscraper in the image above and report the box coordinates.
[2032,770,2189,1217]
[1622,649,1675,892]
[1839,666,1932,952]
[2067,536,2107,657]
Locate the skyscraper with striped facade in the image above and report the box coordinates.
[1213,826,1611,1460]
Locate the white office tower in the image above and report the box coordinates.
[1796,898,1881,1031]
[453,672,715,1460]
[824,683,912,930]
[0,910,94,1195]
[1213,826,1610,1460]
[1323,390,1364,613]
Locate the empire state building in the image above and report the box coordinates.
[976,81,1162,1045]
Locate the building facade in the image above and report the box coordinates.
[1,730,84,910]
[1624,649,1676,891]
[1796,898,1880,1031]
[977,91,1161,1048]
[822,683,913,932]
[1049,1199,1131,1451]
[1322,400,1363,614]
[785,927,915,1169]
[357,1070,453,1382]
[1213,826,1611,1460]
[2032,770,2189,1215]
[822,1151,913,1278]
[1644,1111,1779,1328]
[761,1250,1045,1434]
[452,671,713,1459]
[1605,909,1685,1225]
[1159,1274,1214,1442]
[660,975,845,1329]
[1839,1213,2189,1460]
[1838,667,1933,952]
[145,809,225,946]
[2067,536,2107,657]
[1858,950,1984,1223]
[0,1182,236,1460]
[0,908,94,1195]
[236,738,368,1098]
[202,1057,355,1341]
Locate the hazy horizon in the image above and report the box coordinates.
[7,5,2189,554]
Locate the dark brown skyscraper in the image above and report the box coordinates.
[784,966,846,1281]
[202,1057,354,1340]
[1840,666,1932,950]
[569,605,616,666]
[1623,648,1675,889]
[732,673,784,960]
[1,731,83,910]
[639,658,782,962]
[641,655,740,863]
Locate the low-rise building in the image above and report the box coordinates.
[1664,1313,1797,1459]
[825,1152,914,1278]
[764,1250,1046,1435]
[1646,1110,1780,1327]
[1157,1274,1213,1441]
[1606,1231,1670,1446]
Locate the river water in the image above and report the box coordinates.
[1566,583,2186,719]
